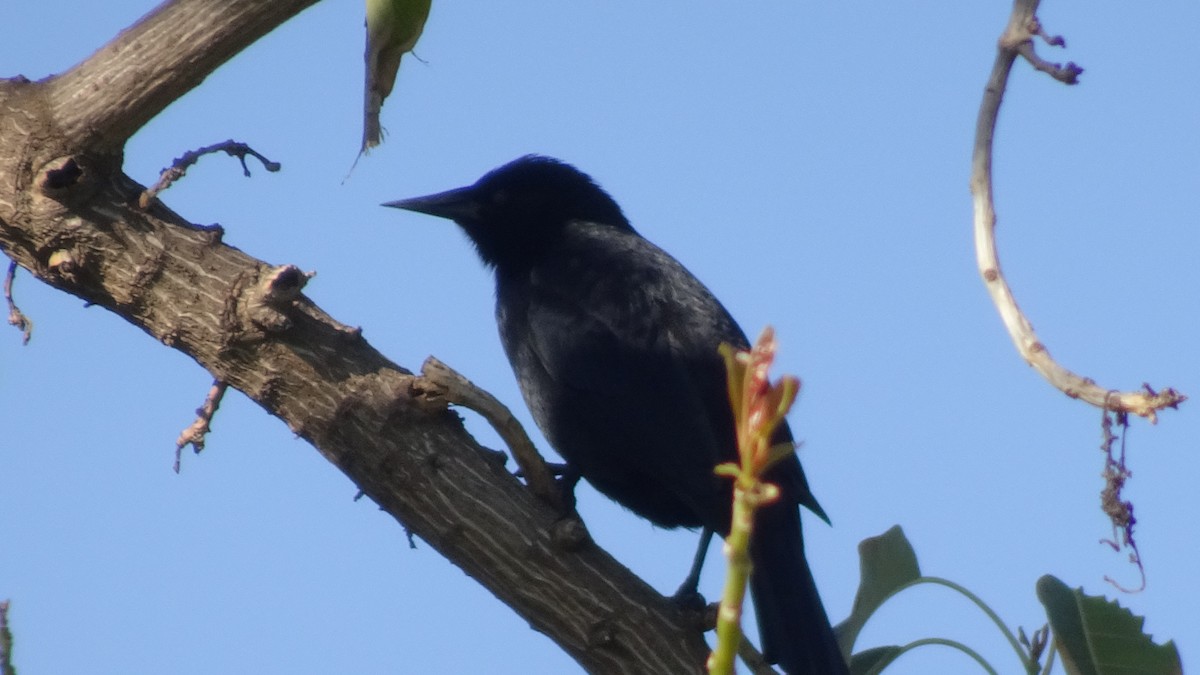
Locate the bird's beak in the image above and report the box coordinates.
[382,186,480,223]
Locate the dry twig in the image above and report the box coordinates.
[174,379,229,473]
[1098,406,1145,593]
[4,261,32,344]
[139,140,281,208]
[969,0,1184,421]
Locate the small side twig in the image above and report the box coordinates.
[1098,405,1146,593]
[1012,17,1082,84]
[174,379,229,473]
[969,2,1185,421]
[139,140,281,208]
[418,356,565,513]
[4,261,32,345]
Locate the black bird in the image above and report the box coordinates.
[385,155,846,675]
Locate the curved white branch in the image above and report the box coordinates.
[969,0,1185,422]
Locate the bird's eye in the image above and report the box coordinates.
[491,189,509,206]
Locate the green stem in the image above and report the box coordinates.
[877,637,1000,674]
[867,576,1033,673]
[1039,639,1057,675]
[707,486,754,674]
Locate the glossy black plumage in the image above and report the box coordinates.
[385,155,846,674]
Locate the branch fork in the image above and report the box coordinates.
[416,356,568,514]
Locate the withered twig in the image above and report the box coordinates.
[1099,405,1146,593]
[4,261,32,345]
[1013,16,1082,84]
[139,140,281,208]
[174,379,229,473]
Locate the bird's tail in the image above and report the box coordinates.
[748,503,848,675]
[361,89,384,154]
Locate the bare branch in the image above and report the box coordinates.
[1013,40,1082,84]
[174,379,229,473]
[4,261,32,344]
[140,140,281,208]
[47,0,322,152]
[969,2,1185,421]
[1010,16,1082,84]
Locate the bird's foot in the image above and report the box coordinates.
[670,584,707,613]
[552,465,581,514]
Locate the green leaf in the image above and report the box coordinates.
[1036,575,1182,675]
[834,525,922,658]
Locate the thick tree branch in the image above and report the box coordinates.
[0,1,712,671]
[968,0,1185,421]
[47,0,323,152]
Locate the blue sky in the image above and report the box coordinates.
[2,2,1196,673]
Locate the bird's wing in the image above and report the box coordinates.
[496,235,752,529]
[532,297,732,528]
[507,230,826,526]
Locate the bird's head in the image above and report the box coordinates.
[384,155,632,269]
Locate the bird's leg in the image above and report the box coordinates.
[672,527,713,609]
[535,461,570,476]
[514,461,569,479]
[515,461,580,513]
[553,464,581,514]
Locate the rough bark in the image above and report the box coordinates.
[0,0,711,671]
